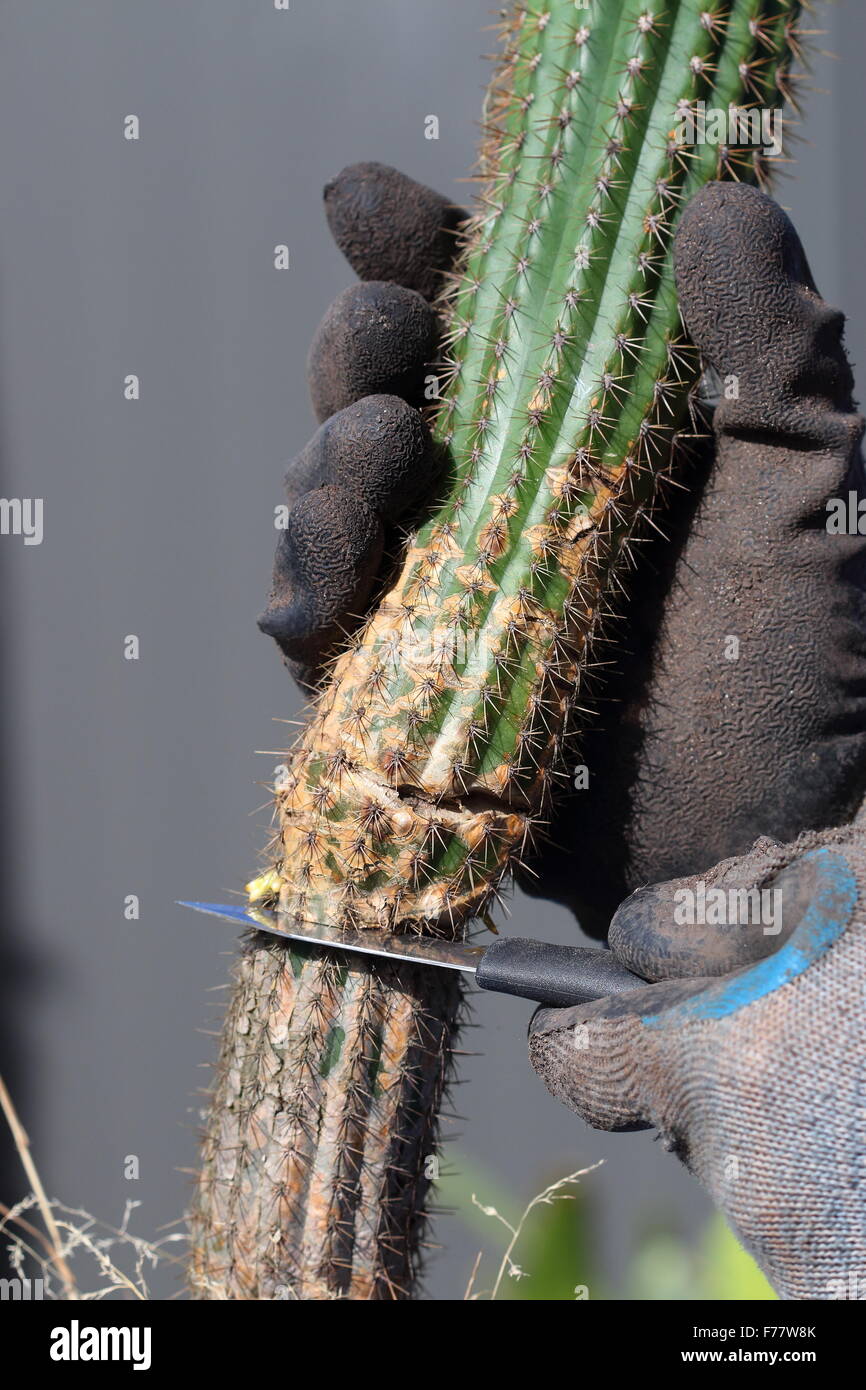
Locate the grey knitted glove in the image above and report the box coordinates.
[530,824,866,1300]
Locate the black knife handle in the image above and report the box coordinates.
[475,937,645,1008]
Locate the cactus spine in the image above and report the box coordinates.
[192,0,805,1299]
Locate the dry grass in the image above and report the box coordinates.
[464,1161,603,1300]
[0,1073,185,1300]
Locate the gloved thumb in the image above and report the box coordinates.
[529,831,860,1143]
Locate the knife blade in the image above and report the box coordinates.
[179,900,646,1008]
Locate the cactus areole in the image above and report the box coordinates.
[192,1,805,1300]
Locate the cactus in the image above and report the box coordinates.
[191,0,805,1299]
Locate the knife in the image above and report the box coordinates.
[179,900,645,1008]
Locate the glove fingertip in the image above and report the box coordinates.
[261,486,383,672]
[324,161,465,300]
[307,282,436,422]
[528,1004,652,1134]
[327,394,435,522]
[673,181,854,407]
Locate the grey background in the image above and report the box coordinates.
[0,1,860,1300]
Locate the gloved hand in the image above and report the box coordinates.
[529,823,866,1300]
[260,162,866,940]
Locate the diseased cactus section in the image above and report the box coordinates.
[274,0,804,934]
[191,939,461,1299]
[193,0,805,1300]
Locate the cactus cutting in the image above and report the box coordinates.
[190,0,808,1301]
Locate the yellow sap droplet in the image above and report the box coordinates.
[246,868,281,905]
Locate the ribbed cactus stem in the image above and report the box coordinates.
[191,0,804,1300]
[191,940,459,1298]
